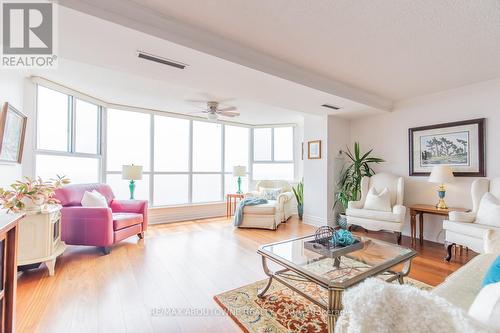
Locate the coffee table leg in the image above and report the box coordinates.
[327,289,343,333]
[257,256,273,298]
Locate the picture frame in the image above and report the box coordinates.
[408,118,485,177]
[0,102,27,164]
[308,140,322,159]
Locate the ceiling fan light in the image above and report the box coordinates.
[207,113,218,121]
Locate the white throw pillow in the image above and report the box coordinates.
[81,190,108,207]
[363,187,392,212]
[259,187,282,200]
[468,282,500,330]
[476,193,500,227]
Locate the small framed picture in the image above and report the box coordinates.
[0,102,27,164]
[308,140,322,159]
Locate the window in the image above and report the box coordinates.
[192,174,222,203]
[35,85,101,183]
[36,154,100,183]
[154,116,189,172]
[106,109,151,172]
[225,125,249,170]
[154,174,189,206]
[253,127,294,181]
[274,127,294,161]
[35,85,298,207]
[75,99,100,154]
[253,128,272,161]
[37,86,69,151]
[193,121,222,172]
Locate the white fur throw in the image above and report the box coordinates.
[335,278,494,333]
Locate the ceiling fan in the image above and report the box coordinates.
[188,101,240,120]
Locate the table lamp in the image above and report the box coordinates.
[122,164,143,199]
[232,165,246,194]
[428,165,454,209]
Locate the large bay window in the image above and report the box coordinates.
[34,84,295,207]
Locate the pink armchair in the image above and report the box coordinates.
[54,184,148,254]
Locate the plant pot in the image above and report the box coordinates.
[336,214,348,230]
[21,196,45,211]
[297,204,304,220]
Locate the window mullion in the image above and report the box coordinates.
[188,120,193,204]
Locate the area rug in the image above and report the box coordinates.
[214,272,432,333]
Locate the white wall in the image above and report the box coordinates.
[350,78,500,243]
[302,114,350,227]
[303,114,329,226]
[0,72,28,187]
[327,115,350,223]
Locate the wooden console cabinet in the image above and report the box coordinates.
[18,205,65,276]
[0,213,23,333]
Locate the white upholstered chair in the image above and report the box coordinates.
[443,178,500,261]
[346,173,406,244]
[239,180,294,230]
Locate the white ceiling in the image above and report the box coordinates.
[60,0,500,103]
[40,1,500,123]
[127,0,500,101]
[31,4,385,124]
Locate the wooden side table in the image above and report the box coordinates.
[226,194,244,218]
[408,204,469,245]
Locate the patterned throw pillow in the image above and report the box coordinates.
[259,187,282,200]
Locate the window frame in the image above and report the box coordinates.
[34,82,296,208]
[252,126,295,181]
[34,84,103,183]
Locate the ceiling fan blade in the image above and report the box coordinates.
[217,106,237,112]
[219,111,240,117]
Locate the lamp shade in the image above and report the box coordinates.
[428,165,454,184]
[122,165,143,180]
[233,165,247,177]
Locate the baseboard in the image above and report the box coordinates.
[149,202,226,224]
[303,214,327,227]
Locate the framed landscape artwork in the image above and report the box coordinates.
[0,102,27,163]
[409,118,485,176]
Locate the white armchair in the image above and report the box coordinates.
[443,178,500,261]
[346,173,406,244]
[239,180,294,230]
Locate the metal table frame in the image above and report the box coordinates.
[257,235,416,333]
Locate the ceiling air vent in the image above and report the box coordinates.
[137,51,188,69]
[321,104,341,110]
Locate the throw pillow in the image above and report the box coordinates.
[483,256,500,287]
[363,187,392,212]
[468,281,500,330]
[81,190,108,207]
[259,187,282,200]
[476,193,500,227]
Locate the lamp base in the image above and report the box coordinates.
[435,184,447,209]
[436,199,448,210]
[236,176,242,194]
[129,180,136,200]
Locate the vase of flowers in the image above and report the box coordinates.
[0,176,70,212]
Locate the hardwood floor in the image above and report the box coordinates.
[16,217,476,333]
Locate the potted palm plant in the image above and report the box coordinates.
[292,180,304,220]
[335,142,384,228]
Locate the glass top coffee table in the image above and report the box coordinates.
[257,234,417,333]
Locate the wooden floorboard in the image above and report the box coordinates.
[16,217,476,333]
